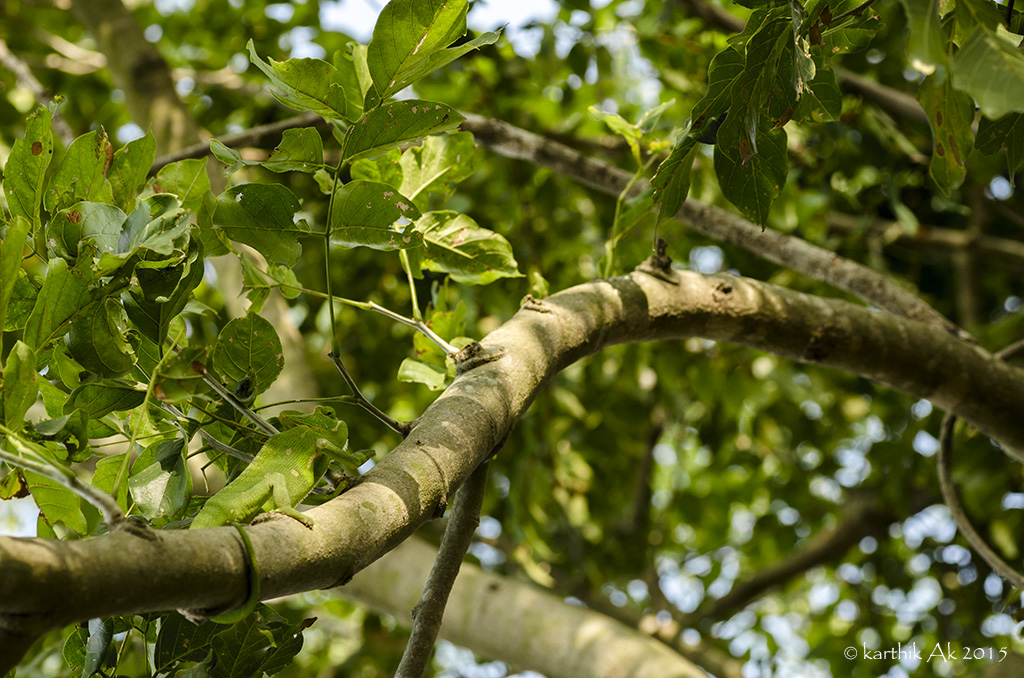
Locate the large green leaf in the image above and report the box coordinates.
[0,216,31,336]
[124,239,204,345]
[65,297,139,378]
[4,106,54,230]
[328,180,423,250]
[397,357,448,391]
[364,0,498,106]
[1,341,37,429]
[918,74,975,196]
[412,211,521,285]
[65,381,146,418]
[108,132,157,213]
[211,183,309,266]
[343,99,465,163]
[651,135,698,219]
[713,114,788,226]
[351,147,404,188]
[794,62,842,123]
[44,129,113,214]
[952,25,1024,118]
[247,41,358,122]
[898,0,947,74]
[3,270,37,332]
[399,131,480,210]
[23,255,97,350]
[155,158,211,212]
[47,202,126,261]
[212,311,284,396]
[128,439,189,521]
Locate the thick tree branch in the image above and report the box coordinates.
[343,536,711,678]
[2,263,1022,672]
[149,112,968,342]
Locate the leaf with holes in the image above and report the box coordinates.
[343,100,464,163]
[211,184,309,266]
[329,180,422,251]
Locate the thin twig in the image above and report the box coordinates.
[0,443,124,527]
[395,461,489,678]
[328,352,411,437]
[936,339,1024,588]
[368,302,459,356]
[157,402,255,464]
[195,368,279,436]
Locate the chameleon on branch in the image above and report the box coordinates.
[190,406,371,529]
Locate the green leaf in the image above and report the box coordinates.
[25,470,88,535]
[343,100,465,163]
[691,47,744,131]
[918,73,975,195]
[365,0,493,105]
[211,183,309,266]
[3,106,54,231]
[212,311,284,396]
[952,25,1024,118]
[47,201,126,261]
[129,439,189,521]
[652,134,698,218]
[821,10,880,55]
[399,131,480,210]
[23,255,97,351]
[65,297,139,378]
[3,270,37,332]
[65,380,146,419]
[794,63,842,122]
[44,129,113,214]
[1,341,38,429]
[952,0,1005,45]
[125,238,204,345]
[108,132,157,213]
[413,211,522,285]
[263,128,325,173]
[209,607,305,678]
[247,40,357,122]
[328,180,423,250]
[589,106,642,158]
[91,453,129,510]
[155,613,219,672]
[155,158,211,212]
[397,357,448,391]
[976,113,1024,179]
[1,216,31,335]
[898,0,948,75]
[714,114,788,226]
[351,147,404,188]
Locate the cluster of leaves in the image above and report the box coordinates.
[652,0,1024,225]
[0,0,518,674]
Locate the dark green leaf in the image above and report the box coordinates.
[125,238,204,345]
[897,0,947,74]
[714,114,788,226]
[47,202,126,261]
[343,100,465,163]
[3,270,37,332]
[328,180,423,250]
[211,184,309,266]
[263,128,325,173]
[794,63,842,122]
[399,131,480,210]
[976,113,1024,178]
[212,311,284,396]
[65,380,146,419]
[155,613,219,671]
[351,147,404,188]
[23,255,97,350]
[65,297,139,378]
[652,134,697,218]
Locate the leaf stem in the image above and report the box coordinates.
[328,352,411,436]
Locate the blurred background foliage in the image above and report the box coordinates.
[2,0,1024,676]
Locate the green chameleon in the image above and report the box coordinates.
[190,406,371,530]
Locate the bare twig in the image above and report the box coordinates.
[158,402,255,464]
[368,302,459,356]
[395,461,489,678]
[195,369,279,437]
[328,352,411,437]
[937,339,1024,588]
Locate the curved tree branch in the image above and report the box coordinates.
[2,259,1022,670]
[343,536,711,678]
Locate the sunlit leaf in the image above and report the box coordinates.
[343,99,465,163]
[328,180,423,250]
[413,211,521,285]
[212,311,284,396]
